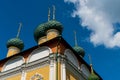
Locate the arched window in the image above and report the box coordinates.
[81,64,90,77]
[64,49,79,68]
[30,73,43,80]
[27,46,52,63]
[2,56,24,72]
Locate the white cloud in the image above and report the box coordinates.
[64,0,120,48]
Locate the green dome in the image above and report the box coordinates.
[73,46,85,57]
[34,20,63,42]
[88,73,99,80]
[45,20,63,34]
[34,23,46,42]
[7,38,24,50]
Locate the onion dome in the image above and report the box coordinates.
[88,73,99,80]
[34,23,46,42]
[88,64,99,80]
[7,38,24,50]
[73,46,85,57]
[45,20,63,34]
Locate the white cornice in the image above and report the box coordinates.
[0,53,88,80]
[0,67,21,79]
[0,56,50,79]
[66,58,87,80]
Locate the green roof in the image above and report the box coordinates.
[34,23,46,42]
[88,73,100,80]
[7,38,24,50]
[45,20,63,34]
[73,46,85,57]
[34,20,63,43]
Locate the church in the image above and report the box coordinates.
[0,6,102,80]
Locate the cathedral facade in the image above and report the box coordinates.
[0,7,102,80]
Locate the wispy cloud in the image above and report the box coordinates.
[64,0,120,48]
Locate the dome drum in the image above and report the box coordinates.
[46,29,60,40]
[38,36,47,44]
[7,46,21,57]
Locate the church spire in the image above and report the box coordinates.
[88,55,94,73]
[6,22,24,57]
[88,55,99,80]
[48,7,50,21]
[34,6,63,44]
[74,31,78,46]
[73,31,85,57]
[52,5,56,20]
[16,22,22,38]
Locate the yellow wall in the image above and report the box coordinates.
[66,69,79,80]
[26,65,49,80]
[6,74,21,80]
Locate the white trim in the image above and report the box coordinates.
[27,46,52,63]
[21,64,27,80]
[54,60,56,80]
[21,69,26,80]
[81,64,90,77]
[66,61,87,80]
[49,59,55,80]
[64,49,79,68]
[2,56,25,72]
[61,60,66,80]
[0,56,49,79]
[49,54,57,80]
[0,69,21,80]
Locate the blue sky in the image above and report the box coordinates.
[0,0,120,80]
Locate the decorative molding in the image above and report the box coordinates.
[80,64,91,77]
[21,63,27,80]
[64,49,79,68]
[49,56,55,80]
[64,49,88,79]
[2,56,25,72]
[26,56,49,71]
[49,53,57,80]
[30,73,43,80]
[66,59,87,80]
[0,67,21,79]
[27,46,52,63]
[0,56,49,79]
[0,52,89,80]
[61,55,66,80]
